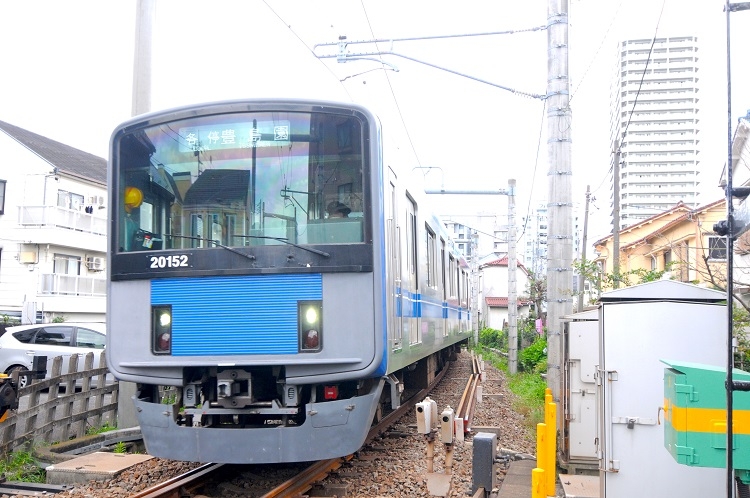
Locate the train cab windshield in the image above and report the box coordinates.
[115,110,367,254]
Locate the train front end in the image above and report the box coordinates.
[106,100,386,463]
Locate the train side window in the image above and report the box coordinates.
[406,196,417,281]
[426,226,436,288]
[440,239,446,300]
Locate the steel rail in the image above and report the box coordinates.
[263,357,455,498]
[455,353,481,434]
[128,353,461,498]
[129,462,224,498]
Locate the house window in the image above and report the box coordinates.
[57,190,84,211]
[54,254,81,276]
[0,179,5,215]
[708,236,727,260]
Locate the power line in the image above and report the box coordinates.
[358,0,423,168]
[618,0,667,147]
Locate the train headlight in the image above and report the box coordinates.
[152,305,172,354]
[298,301,322,352]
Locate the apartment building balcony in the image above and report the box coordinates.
[35,273,106,317]
[623,80,697,91]
[629,103,698,115]
[39,273,106,297]
[17,205,107,252]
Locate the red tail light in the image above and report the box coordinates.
[324,385,338,400]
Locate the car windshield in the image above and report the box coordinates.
[115,110,367,253]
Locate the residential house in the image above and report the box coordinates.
[725,115,750,305]
[0,121,107,324]
[478,254,532,330]
[593,199,727,290]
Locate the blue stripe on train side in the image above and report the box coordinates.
[151,274,322,356]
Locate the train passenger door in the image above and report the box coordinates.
[386,169,402,350]
[440,238,447,337]
[405,195,420,345]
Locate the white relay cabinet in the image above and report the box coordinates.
[596,280,726,497]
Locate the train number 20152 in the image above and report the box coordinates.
[150,255,189,269]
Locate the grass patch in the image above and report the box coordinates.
[0,449,45,483]
[86,422,117,436]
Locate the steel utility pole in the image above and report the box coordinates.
[426,180,518,373]
[545,0,572,412]
[612,140,621,288]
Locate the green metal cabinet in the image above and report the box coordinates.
[662,360,750,483]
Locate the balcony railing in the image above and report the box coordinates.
[19,206,107,236]
[39,274,106,297]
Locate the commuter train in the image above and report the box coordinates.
[106,99,472,464]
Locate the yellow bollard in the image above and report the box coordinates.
[536,423,547,497]
[532,468,545,498]
[545,401,557,496]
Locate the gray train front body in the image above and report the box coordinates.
[106,99,472,463]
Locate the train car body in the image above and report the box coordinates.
[106,99,471,463]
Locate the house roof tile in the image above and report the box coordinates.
[480,255,529,275]
[0,120,106,185]
[485,297,533,308]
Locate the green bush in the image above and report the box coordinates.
[479,327,505,349]
[519,338,547,373]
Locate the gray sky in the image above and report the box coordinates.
[2,0,749,246]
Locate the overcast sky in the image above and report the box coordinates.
[2,0,750,244]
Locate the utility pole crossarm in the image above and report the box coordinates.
[314,31,547,100]
[425,182,518,373]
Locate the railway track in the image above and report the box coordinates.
[126,354,480,498]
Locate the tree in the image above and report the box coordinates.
[526,274,546,322]
[572,258,676,302]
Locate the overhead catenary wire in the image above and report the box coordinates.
[518,100,548,243]
[358,0,423,168]
[261,0,354,101]
[569,0,624,104]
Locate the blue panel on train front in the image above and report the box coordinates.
[151,274,322,356]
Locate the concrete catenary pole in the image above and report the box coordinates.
[577,185,590,312]
[507,179,518,374]
[118,0,155,431]
[131,0,154,116]
[545,0,572,415]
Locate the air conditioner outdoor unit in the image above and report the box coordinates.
[87,195,105,207]
[86,256,105,271]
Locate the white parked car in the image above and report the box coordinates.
[0,323,107,388]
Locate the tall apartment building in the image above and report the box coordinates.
[522,201,581,279]
[610,36,701,227]
[523,203,548,277]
